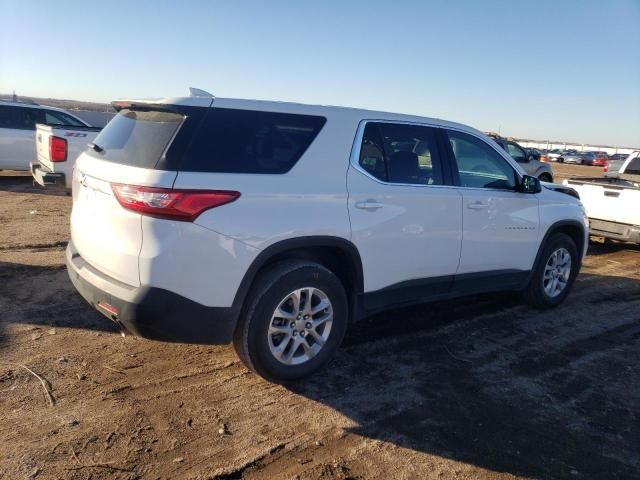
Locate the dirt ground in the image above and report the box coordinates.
[1,163,638,480]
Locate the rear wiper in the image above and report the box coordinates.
[89,143,104,153]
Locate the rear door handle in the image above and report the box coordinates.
[355,200,383,210]
[467,202,488,210]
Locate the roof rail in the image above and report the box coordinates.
[188,87,214,98]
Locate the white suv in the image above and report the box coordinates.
[67,90,588,382]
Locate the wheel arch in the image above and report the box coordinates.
[232,236,364,324]
[532,220,586,272]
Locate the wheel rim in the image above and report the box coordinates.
[542,247,572,298]
[267,287,333,365]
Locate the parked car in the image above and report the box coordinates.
[31,123,102,188]
[587,151,609,167]
[67,89,588,382]
[486,134,554,182]
[0,100,91,170]
[545,149,565,163]
[609,153,629,162]
[563,151,587,164]
[564,151,640,243]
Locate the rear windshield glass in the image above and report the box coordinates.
[181,108,326,173]
[87,109,184,168]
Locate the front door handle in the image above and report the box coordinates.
[355,200,383,211]
[467,201,488,210]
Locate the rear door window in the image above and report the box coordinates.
[87,109,185,168]
[358,122,443,185]
[181,108,326,173]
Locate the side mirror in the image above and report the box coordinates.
[520,175,541,194]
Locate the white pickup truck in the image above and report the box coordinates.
[564,151,640,244]
[31,123,102,189]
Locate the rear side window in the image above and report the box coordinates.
[358,122,443,185]
[87,109,185,168]
[0,105,40,130]
[181,108,326,173]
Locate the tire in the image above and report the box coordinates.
[233,259,348,383]
[538,173,553,182]
[523,233,579,309]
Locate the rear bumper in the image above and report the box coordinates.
[589,218,640,244]
[66,241,238,344]
[30,162,67,188]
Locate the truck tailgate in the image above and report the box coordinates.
[36,124,100,171]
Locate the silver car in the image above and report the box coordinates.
[564,152,585,164]
[489,136,555,182]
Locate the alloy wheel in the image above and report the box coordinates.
[267,287,333,365]
[543,247,572,298]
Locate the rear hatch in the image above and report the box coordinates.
[70,105,205,286]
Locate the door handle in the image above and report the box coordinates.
[467,201,488,210]
[355,200,383,210]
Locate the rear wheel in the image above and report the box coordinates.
[523,233,579,308]
[233,260,348,382]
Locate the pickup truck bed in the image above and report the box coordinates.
[563,152,640,243]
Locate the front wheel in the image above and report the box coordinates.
[523,233,579,308]
[233,260,348,383]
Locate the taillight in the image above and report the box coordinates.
[49,136,67,162]
[111,184,240,221]
[603,162,609,172]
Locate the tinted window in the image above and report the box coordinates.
[505,142,527,162]
[182,108,326,174]
[446,130,516,190]
[86,109,185,168]
[0,105,40,130]
[42,110,86,127]
[358,122,443,185]
[359,123,386,180]
[626,156,640,175]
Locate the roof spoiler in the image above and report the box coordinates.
[188,87,214,98]
[111,88,215,111]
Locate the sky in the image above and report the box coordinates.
[1,0,639,147]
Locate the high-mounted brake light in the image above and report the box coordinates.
[50,136,67,162]
[111,184,240,221]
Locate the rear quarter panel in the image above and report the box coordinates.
[173,110,358,251]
